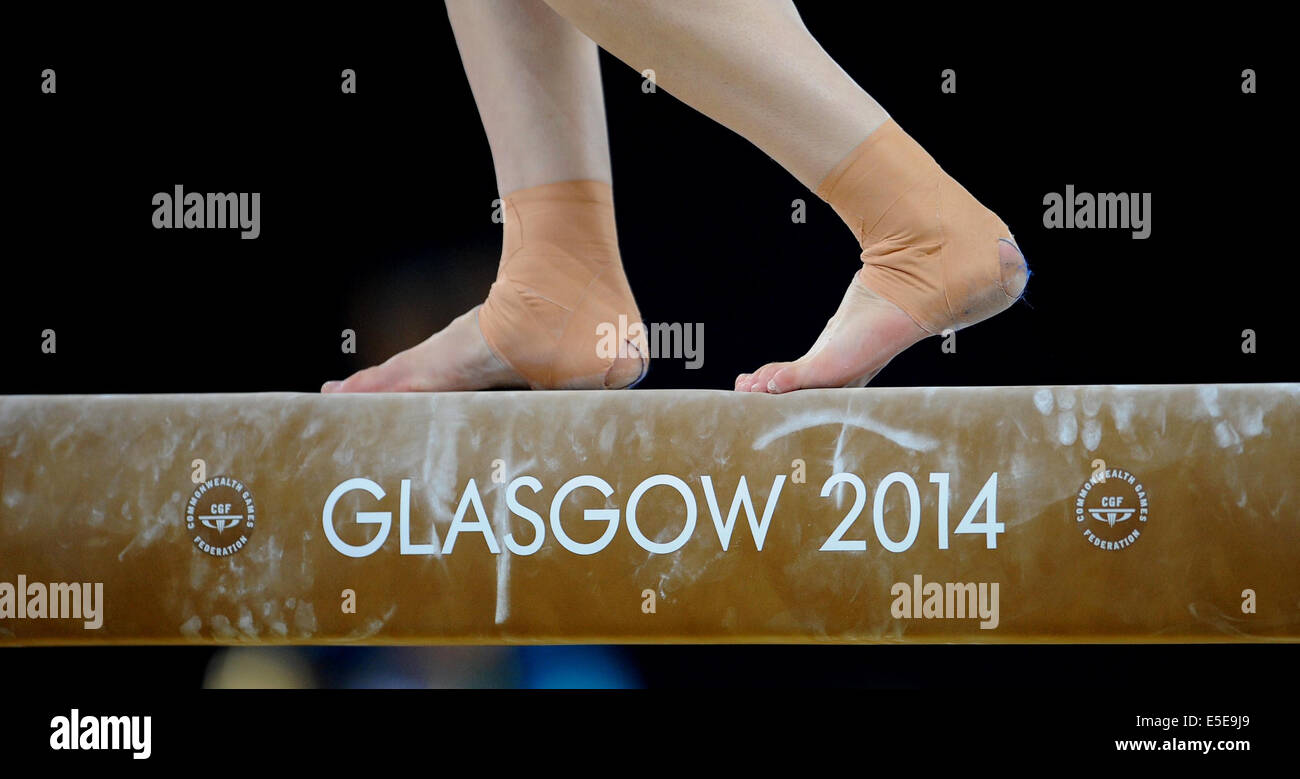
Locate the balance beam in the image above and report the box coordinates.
[1,384,1296,645]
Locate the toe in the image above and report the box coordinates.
[333,367,380,393]
[768,362,810,394]
[335,356,415,393]
[738,371,768,393]
[739,368,765,392]
[748,363,787,393]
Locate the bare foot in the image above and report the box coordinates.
[736,240,1027,393]
[321,308,523,393]
[325,180,648,394]
[321,306,646,393]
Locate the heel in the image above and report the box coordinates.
[997,238,1030,301]
[604,339,650,389]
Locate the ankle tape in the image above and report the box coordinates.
[477,179,647,389]
[815,119,1017,334]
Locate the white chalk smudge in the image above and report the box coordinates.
[753,410,938,452]
[1213,421,1241,449]
[1082,418,1102,451]
[831,423,851,510]
[293,601,317,636]
[349,605,398,639]
[1033,388,1054,415]
[1057,413,1078,446]
[1235,406,1265,437]
[117,518,168,562]
[1198,385,1221,417]
[1111,397,1136,433]
[598,418,617,453]
[1081,388,1102,417]
[238,606,258,638]
[210,615,237,640]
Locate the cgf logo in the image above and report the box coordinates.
[1075,467,1149,551]
[186,476,257,557]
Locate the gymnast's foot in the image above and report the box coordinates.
[322,307,526,393]
[736,242,1027,393]
[321,304,647,393]
[323,179,647,393]
[736,119,1029,394]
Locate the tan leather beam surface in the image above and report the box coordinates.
[1,385,1296,645]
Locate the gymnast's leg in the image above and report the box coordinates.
[543,0,1029,392]
[323,0,646,393]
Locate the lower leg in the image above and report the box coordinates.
[324,0,644,393]
[544,0,1028,392]
[544,0,886,189]
[450,0,613,196]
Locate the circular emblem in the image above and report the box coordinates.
[1075,467,1148,551]
[186,476,256,557]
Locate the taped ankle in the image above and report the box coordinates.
[815,119,1022,334]
[477,179,647,389]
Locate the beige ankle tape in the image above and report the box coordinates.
[477,179,647,390]
[816,119,1017,334]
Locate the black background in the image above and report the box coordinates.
[2,6,1292,696]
